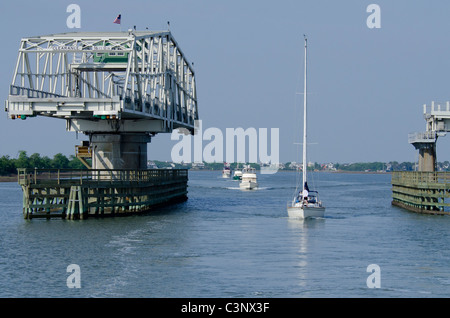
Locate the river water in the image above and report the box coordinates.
[1,170,449,298]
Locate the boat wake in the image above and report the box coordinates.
[225,186,271,191]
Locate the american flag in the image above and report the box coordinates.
[113,14,121,24]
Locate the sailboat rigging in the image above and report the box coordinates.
[287,36,325,219]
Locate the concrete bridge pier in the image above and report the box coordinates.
[90,133,151,170]
[417,143,436,172]
[409,132,437,172]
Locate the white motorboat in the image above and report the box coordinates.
[233,163,243,180]
[239,165,258,190]
[222,162,231,178]
[287,36,325,219]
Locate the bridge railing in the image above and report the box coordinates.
[408,131,436,144]
[17,168,188,186]
[391,171,450,185]
[425,101,450,115]
[10,85,63,98]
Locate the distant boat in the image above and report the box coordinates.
[233,162,243,180]
[222,162,231,178]
[287,36,325,219]
[239,165,258,190]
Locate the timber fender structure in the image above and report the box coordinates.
[391,171,450,215]
[18,168,188,219]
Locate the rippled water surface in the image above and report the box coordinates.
[1,171,450,297]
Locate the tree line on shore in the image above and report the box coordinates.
[0,151,439,176]
[0,151,85,175]
[155,161,422,172]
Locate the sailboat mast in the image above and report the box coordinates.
[302,36,308,190]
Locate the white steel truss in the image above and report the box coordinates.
[5,31,198,134]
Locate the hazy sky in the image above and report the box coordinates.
[1,0,450,164]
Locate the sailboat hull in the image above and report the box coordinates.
[287,205,325,219]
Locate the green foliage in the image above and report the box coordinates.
[0,155,15,175]
[51,153,70,169]
[0,151,87,175]
[1,153,445,176]
[68,155,87,169]
[29,153,51,169]
[337,162,385,172]
[15,151,30,169]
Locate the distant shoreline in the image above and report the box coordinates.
[192,169,391,175]
[0,170,391,183]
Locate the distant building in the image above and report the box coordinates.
[289,162,302,170]
[191,162,205,169]
[147,161,158,169]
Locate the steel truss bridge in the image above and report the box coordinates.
[5,31,198,135]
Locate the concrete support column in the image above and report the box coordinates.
[90,133,151,170]
[418,144,436,172]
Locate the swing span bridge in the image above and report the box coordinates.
[5,30,198,136]
[392,101,450,215]
[5,30,199,219]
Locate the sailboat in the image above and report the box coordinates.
[287,36,325,219]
